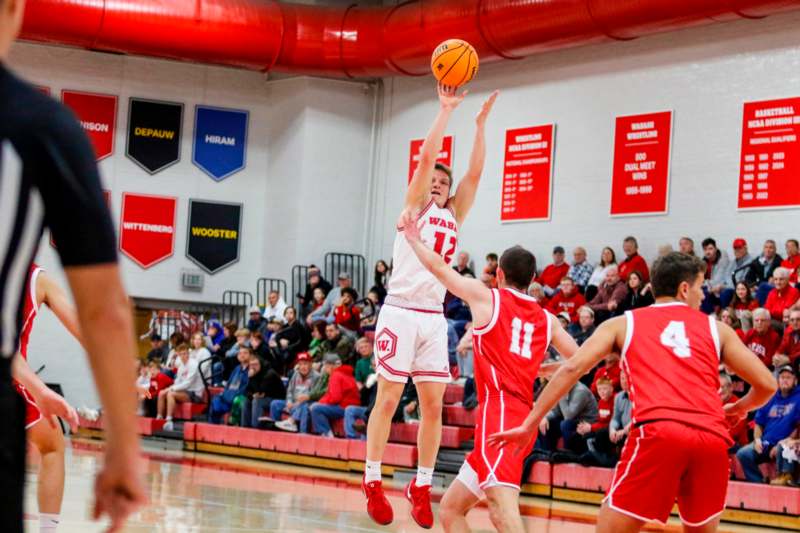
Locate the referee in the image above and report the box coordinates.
[0,1,145,532]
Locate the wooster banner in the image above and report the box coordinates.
[192,105,248,181]
[186,200,242,274]
[126,98,183,174]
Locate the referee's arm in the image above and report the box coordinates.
[34,110,146,530]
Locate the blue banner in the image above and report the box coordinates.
[192,105,248,181]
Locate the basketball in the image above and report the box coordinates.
[431,39,479,87]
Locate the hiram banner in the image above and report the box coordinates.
[126,98,183,174]
[186,199,242,274]
[192,105,249,181]
[119,193,177,268]
[62,90,117,161]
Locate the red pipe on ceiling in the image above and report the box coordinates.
[18,0,800,78]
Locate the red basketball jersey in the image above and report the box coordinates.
[18,263,43,359]
[472,288,552,406]
[622,302,730,443]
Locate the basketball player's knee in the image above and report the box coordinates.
[420,399,443,422]
[438,499,462,527]
[35,424,64,456]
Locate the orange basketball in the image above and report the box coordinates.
[431,39,479,87]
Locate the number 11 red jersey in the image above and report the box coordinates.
[622,302,730,444]
[472,288,552,406]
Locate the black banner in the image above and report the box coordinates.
[126,98,183,174]
[186,199,242,274]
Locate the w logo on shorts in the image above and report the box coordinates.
[378,340,391,352]
[375,329,398,359]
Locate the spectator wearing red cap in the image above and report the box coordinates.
[539,246,570,296]
[782,239,800,285]
[765,267,800,322]
[270,352,319,433]
[617,236,649,283]
[546,277,586,322]
[744,308,782,366]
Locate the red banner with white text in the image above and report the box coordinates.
[62,90,118,161]
[738,97,800,210]
[408,136,453,184]
[500,124,555,222]
[610,111,672,216]
[119,193,177,269]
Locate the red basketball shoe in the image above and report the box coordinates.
[405,477,433,529]
[362,475,393,525]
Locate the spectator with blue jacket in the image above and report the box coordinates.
[736,366,799,482]
[209,345,252,424]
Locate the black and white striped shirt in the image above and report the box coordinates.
[0,63,116,360]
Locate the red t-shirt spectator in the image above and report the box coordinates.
[778,327,800,365]
[319,364,361,408]
[782,254,800,284]
[743,328,781,366]
[591,394,615,432]
[538,263,569,290]
[591,361,622,394]
[547,291,586,322]
[618,253,650,282]
[334,304,361,332]
[731,300,759,313]
[764,285,800,321]
[149,372,173,398]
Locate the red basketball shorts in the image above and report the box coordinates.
[12,381,42,429]
[605,419,731,526]
[458,395,534,499]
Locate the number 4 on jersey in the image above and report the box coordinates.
[660,321,691,358]
[510,317,534,359]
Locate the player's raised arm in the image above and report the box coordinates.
[404,85,466,212]
[451,90,498,226]
[400,210,492,323]
[718,321,777,420]
[39,271,84,347]
[488,316,624,451]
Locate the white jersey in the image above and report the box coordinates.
[387,198,458,311]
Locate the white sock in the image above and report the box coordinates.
[365,460,382,483]
[165,416,172,421]
[156,414,163,420]
[416,466,434,487]
[40,513,60,533]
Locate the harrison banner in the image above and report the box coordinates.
[186,199,242,274]
[192,105,249,181]
[62,90,118,161]
[126,98,183,174]
[119,193,177,268]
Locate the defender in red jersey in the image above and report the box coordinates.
[402,214,578,532]
[490,253,776,533]
[11,264,81,533]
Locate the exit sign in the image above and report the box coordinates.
[181,269,204,291]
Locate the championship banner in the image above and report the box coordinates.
[500,124,555,222]
[119,193,177,268]
[62,90,117,161]
[408,136,453,183]
[738,97,800,210]
[51,190,111,249]
[610,111,672,217]
[186,200,242,274]
[126,98,183,174]
[192,105,249,181]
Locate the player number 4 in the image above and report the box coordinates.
[660,321,691,358]
[510,317,534,359]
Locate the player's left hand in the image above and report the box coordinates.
[487,424,538,456]
[32,385,79,431]
[475,90,499,127]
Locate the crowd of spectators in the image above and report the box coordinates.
[137,235,800,487]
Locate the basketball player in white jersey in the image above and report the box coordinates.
[363,84,498,528]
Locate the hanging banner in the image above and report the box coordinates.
[186,200,242,274]
[119,193,177,268]
[126,98,183,174]
[408,136,453,184]
[192,105,249,181]
[62,90,118,161]
[738,97,800,210]
[51,190,111,249]
[500,124,555,222]
[610,111,672,217]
